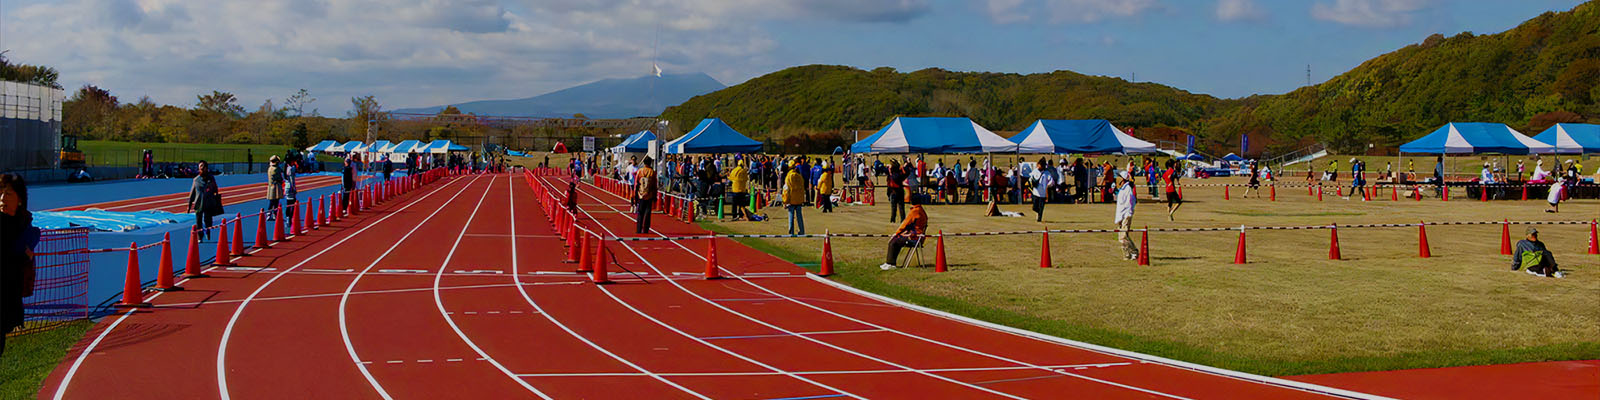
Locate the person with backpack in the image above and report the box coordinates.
[187,161,224,241]
[1511,227,1564,278]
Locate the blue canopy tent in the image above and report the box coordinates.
[368,140,394,153]
[388,140,422,154]
[1533,123,1600,154]
[1007,119,1159,154]
[447,143,469,151]
[306,140,339,152]
[850,117,1017,154]
[1221,153,1244,162]
[612,130,657,153]
[1183,153,1206,161]
[664,119,763,154]
[1398,123,1552,155]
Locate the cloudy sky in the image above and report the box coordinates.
[0,0,1585,114]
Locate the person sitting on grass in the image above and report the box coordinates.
[880,197,928,270]
[1511,227,1564,278]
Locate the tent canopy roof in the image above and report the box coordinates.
[1533,123,1600,154]
[1399,122,1553,155]
[665,119,763,154]
[306,140,339,152]
[851,117,1016,154]
[388,140,421,153]
[613,130,657,153]
[1007,119,1157,154]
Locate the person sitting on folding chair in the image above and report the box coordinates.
[880,198,928,270]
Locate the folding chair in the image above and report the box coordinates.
[899,236,927,268]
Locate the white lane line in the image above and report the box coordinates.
[377,269,430,274]
[430,175,554,399]
[513,176,714,399]
[515,362,1136,377]
[161,282,579,308]
[545,177,863,400]
[304,268,357,273]
[323,175,481,400]
[579,183,1209,398]
[574,180,1028,400]
[93,176,340,211]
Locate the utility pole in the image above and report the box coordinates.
[1306,65,1312,87]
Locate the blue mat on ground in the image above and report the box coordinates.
[33,210,194,232]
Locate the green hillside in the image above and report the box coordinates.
[663,1,1600,155]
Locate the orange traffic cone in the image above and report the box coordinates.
[1317,186,1323,201]
[592,240,611,284]
[1587,220,1598,255]
[273,208,286,242]
[566,230,583,263]
[155,233,179,291]
[1039,232,1052,269]
[231,215,245,256]
[254,210,268,249]
[1500,220,1512,255]
[1521,185,1528,201]
[1137,227,1150,266]
[116,243,151,308]
[820,233,835,276]
[1328,224,1342,260]
[1391,186,1398,201]
[185,228,203,278]
[1418,222,1431,258]
[934,231,947,273]
[1233,226,1247,265]
[1224,185,1230,200]
[1269,185,1276,202]
[214,218,233,267]
[705,238,720,279]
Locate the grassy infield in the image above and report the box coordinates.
[79,140,291,166]
[1,322,90,398]
[700,176,1600,377]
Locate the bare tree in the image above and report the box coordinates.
[285,88,316,118]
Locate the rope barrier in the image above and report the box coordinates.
[599,219,1599,242]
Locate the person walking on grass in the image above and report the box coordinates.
[783,161,806,235]
[1162,159,1183,221]
[1,174,41,358]
[266,156,284,221]
[1511,227,1564,278]
[633,157,657,234]
[879,197,927,270]
[1114,171,1138,261]
[886,159,906,223]
[1242,161,1261,198]
[187,161,223,241]
[1030,158,1054,222]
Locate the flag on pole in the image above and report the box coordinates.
[1241,134,1250,156]
[1186,135,1195,155]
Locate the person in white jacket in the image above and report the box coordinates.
[1114,171,1138,261]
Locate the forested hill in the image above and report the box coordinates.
[1207,0,1600,153]
[659,65,1226,138]
[662,1,1600,155]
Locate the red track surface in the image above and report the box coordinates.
[40,173,1380,399]
[49,175,350,212]
[1286,360,1599,400]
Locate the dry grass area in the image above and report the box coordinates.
[702,177,1600,376]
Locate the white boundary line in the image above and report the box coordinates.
[427,175,554,399]
[508,175,713,399]
[805,275,1394,400]
[569,181,1027,400]
[218,173,462,400]
[331,175,482,400]
[536,176,864,399]
[514,362,1135,377]
[159,281,582,308]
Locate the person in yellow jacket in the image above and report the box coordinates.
[817,161,835,213]
[782,161,806,235]
[728,161,749,221]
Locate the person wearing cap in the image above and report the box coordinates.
[817,161,835,213]
[880,197,928,270]
[1545,175,1566,213]
[782,161,807,235]
[1511,227,1564,278]
[267,155,284,220]
[1030,159,1054,222]
[634,157,657,234]
[1114,170,1139,261]
[728,160,749,220]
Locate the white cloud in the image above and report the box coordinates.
[1,0,921,113]
[1311,0,1430,27]
[982,0,1160,24]
[1216,0,1265,22]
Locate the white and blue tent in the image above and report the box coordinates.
[850,117,1017,154]
[306,140,339,152]
[333,141,365,152]
[1398,123,1552,154]
[388,140,422,153]
[612,130,657,153]
[368,140,394,153]
[1221,153,1245,162]
[665,119,763,154]
[1532,123,1600,154]
[1007,119,1158,154]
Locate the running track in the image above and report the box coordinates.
[49,175,354,212]
[39,172,1385,399]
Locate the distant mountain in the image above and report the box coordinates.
[395,72,726,119]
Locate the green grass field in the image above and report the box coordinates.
[1,322,91,399]
[80,140,292,166]
[701,177,1600,377]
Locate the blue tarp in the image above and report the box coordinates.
[33,210,192,232]
[1533,123,1600,154]
[851,117,1017,154]
[665,119,763,154]
[506,150,529,157]
[614,130,657,153]
[1008,119,1157,154]
[1399,122,1553,155]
